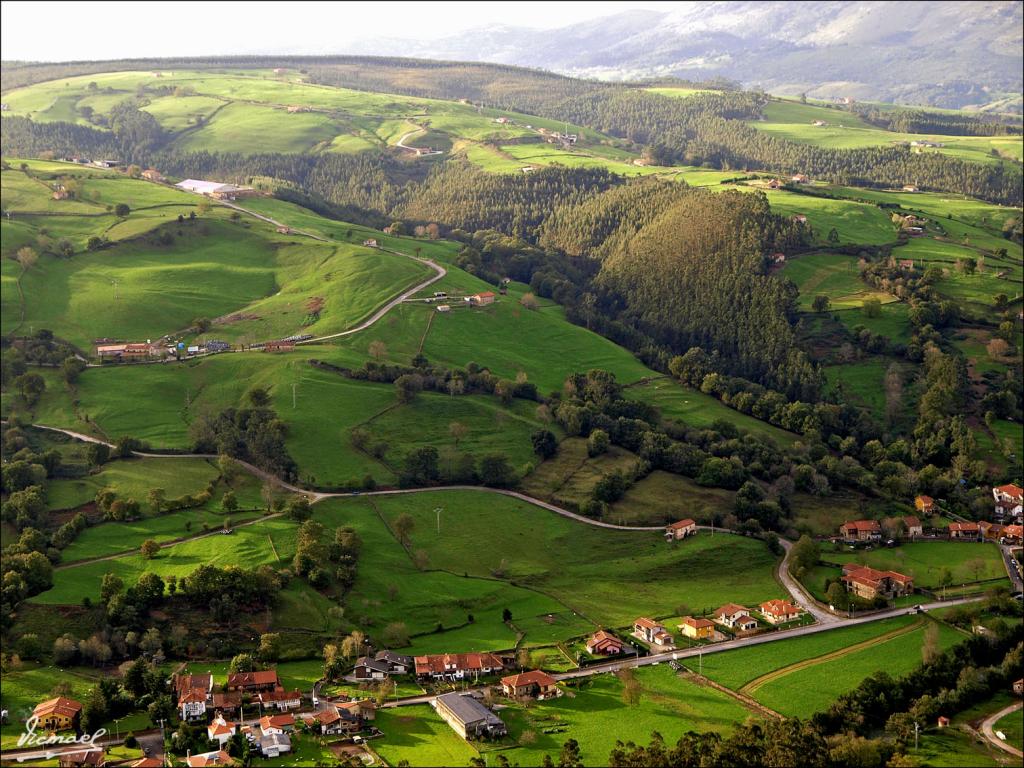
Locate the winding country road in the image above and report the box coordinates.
[980,702,1024,759]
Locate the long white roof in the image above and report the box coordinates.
[175,179,240,194]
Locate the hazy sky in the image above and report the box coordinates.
[1,1,681,61]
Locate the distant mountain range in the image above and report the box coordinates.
[347,1,1023,110]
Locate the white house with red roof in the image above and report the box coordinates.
[759,599,803,625]
[207,715,236,747]
[633,617,673,647]
[993,484,1023,520]
[665,519,697,540]
[948,522,980,540]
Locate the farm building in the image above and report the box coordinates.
[902,185,920,192]
[258,713,296,734]
[772,252,786,263]
[227,669,280,692]
[665,519,697,540]
[903,516,923,538]
[52,185,69,200]
[436,304,451,312]
[362,239,378,247]
[840,519,881,542]
[141,169,164,182]
[841,564,914,600]
[469,291,496,306]
[32,697,82,731]
[585,630,624,655]
[500,670,559,700]
[178,688,208,721]
[678,616,715,640]
[257,689,302,710]
[434,692,507,740]
[262,341,296,353]
[767,179,784,189]
[353,656,390,680]
[948,522,980,540]
[792,214,808,224]
[258,732,291,758]
[791,173,810,184]
[414,652,504,681]
[175,178,259,199]
[759,599,803,625]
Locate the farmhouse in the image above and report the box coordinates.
[840,519,882,542]
[791,173,810,184]
[633,617,673,647]
[1002,524,1022,543]
[904,516,923,538]
[811,120,828,126]
[436,304,451,312]
[766,178,784,189]
[185,750,233,767]
[434,692,507,740]
[665,518,697,540]
[898,259,916,269]
[362,239,379,247]
[257,689,302,710]
[500,670,559,700]
[469,291,496,306]
[210,691,242,712]
[759,599,803,625]
[175,179,258,199]
[1014,678,1023,695]
[713,604,751,628]
[993,484,1023,519]
[841,564,914,600]
[52,185,70,200]
[258,713,296,734]
[772,252,786,263]
[915,495,936,515]
[678,616,715,640]
[375,650,413,674]
[948,522,980,540]
[414,652,504,680]
[32,697,82,731]
[585,630,624,656]
[178,688,208,721]
[141,169,164,182]
[226,669,279,692]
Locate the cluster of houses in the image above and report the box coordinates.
[174,179,260,200]
[629,599,806,648]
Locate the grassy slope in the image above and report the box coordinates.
[782,252,896,310]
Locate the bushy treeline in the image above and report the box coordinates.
[855,106,1023,137]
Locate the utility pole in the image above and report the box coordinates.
[914,721,919,751]
[292,382,297,409]
[435,507,443,534]
[698,645,703,676]
[111,279,119,300]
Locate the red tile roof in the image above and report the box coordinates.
[227,670,279,688]
[34,697,82,719]
[258,713,295,730]
[501,670,557,689]
[414,652,503,676]
[759,599,802,618]
[634,617,662,630]
[994,483,1023,499]
[842,520,881,532]
[666,519,696,530]
[949,522,979,532]
[680,616,715,629]
[714,603,748,618]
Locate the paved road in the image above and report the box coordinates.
[997,542,1023,593]
[775,538,840,625]
[980,701,1024,758]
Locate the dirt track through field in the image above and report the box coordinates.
[739,617,925,696]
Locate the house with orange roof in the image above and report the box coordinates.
[903,516,923,538]
[32,697,82,731]
[842,564,914,600]
[759,599,803,625]
[226,670,279,692]
[501,670,559,700]
[186,750,233,767]
[914,495,936,515]
[207,715,236,747]
[713,604,752,628]
[633,617,673,647]
[948,522,980,540]
[413,652,504,681]
[585,630,624,656]
[993,484,1023,519]
[665,519,697,540]
[678,616,715,640]
[840,520,881,542]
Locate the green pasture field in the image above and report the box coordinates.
[369,489,785,628]
[498,143,677,177]
[172,101,344,154]
[45,455,219,510]
[645,87,716,99]
[15,220,279,350]
[314,496,592,650]
[993,707,1024,752]
[520,437,643,511]
[271,579,348,637]
[749,619,964,717]
[750,99,1023,166]
[989,419,1024,460]
[373,706,481,768]
[363,390,551,476]
[905,729,1004,768]
[834,301,914,345]
[31,515,297,605]
[0,167,103,213]
[140,94,226,130]
[760,187,898,246]
[823,357,898,420]
[818,541,1009,589]
[781,252,895,310]
[787,492,903,539]
[626,378,799,446]
[494,665,754,767]
[952,329,1020,376]
[415,285,653,393]
[609,470,735,526]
